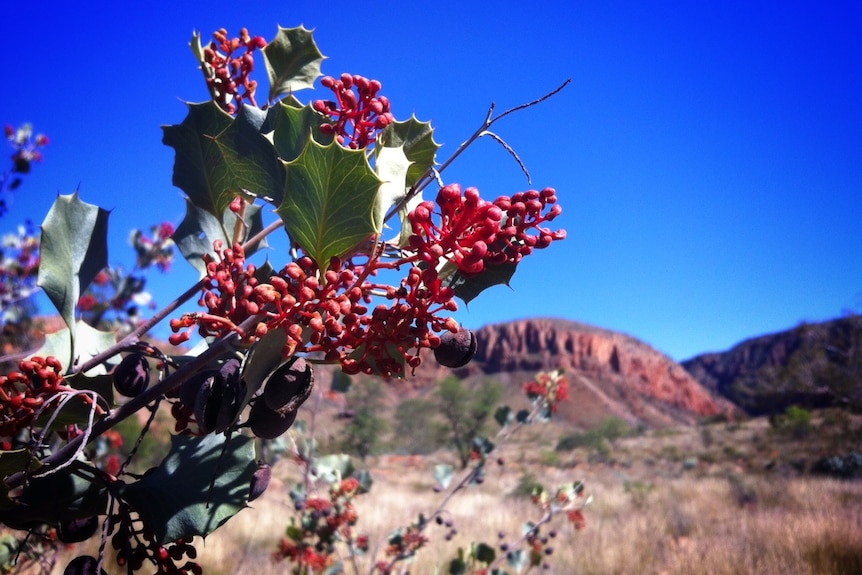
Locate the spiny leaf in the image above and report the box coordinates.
[474,542,496,564]
[33,321,116,376]
[120,434,256,544]
[375,145,412,238]
[263,26,326,102]
[434,464,454,489]
[445,262,518,304]
[173,198,268,277]
[277,139,382,268]
[162,102,284,217]
[265,101,333,162]
[378,115,440,187]
[37,192,109,341]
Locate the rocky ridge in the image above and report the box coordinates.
[407,318,736,428]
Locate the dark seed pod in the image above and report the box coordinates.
[433,329,477,368]
[57,515,100,543]
[193,359,246,434]
[113,353,150,397]
[248,399,298,439]
[178,370,217,409]
[263,357,313,414]
[215,359,245,433]
[63,556,108,575]
[248,463,272,502]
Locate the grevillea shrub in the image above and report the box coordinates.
[0,25,586,575]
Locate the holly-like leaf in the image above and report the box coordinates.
[33,321,117,376]
[494,405,513,428]
[0,450,36,510]
[506,549,527,573]
[163,102,284,217]
[330,370,352,394]
[445,262,518,304]
[312,454,354,484]
[37,192,109,338]
[378,116,440,187]
[434,463,454,490]
[265,101,333,162]
[263,26,326,102]
[173,198,268,277]
[278,140,382,268]
[120,434,256,544]
[474,542,497,565]
[376,145,412,238]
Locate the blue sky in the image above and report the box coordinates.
[3,1,860,361]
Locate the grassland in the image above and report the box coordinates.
[48,409,862,575]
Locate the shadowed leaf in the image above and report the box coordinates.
[162,102,284,217]
[121,434,256,544]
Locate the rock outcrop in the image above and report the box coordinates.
[681,316,862,414]
[409,318,736,427]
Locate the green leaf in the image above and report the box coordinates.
[448,557,467,575]
[378,116,440,187]
[446,262,518,304]
[506,549,527,573]
[173,198,268,277]
[266,101,333,162]
[37,192,109,339]
[163,102,285,217]
[278,139,382,267]
[354,469,373,493]
[494,405,513,428]
[263,26,326,102]
[120,434,256,544]
[376,145,412,237]
[34,320,116,375]
[313,454,354,484]
[434,463,454,489]
[330,370,352,394]
[0,450,37,509]
[474,542,496,564]
[1,468,108,529]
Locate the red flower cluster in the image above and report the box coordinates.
[130,221,175,272]
[0,224,40,310]
[523,369,569,413]
[202,28,267,114]
[314,74,394,149]
[0,356,71,437]
[170,240,459,377]
[272,477,367,572]
[408,184,565,276]
[4,123,48,172]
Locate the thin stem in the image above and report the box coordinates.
[4,312,262,490]
[382,79,570,226]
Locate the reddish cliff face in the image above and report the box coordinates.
[410,318,736,427]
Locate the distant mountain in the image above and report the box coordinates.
[681,316,862,415]
[403,318,736,428]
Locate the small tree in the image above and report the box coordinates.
[438,377,503,468]
[393,397,448,455]
[340,378,388,460]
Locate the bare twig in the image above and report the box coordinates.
[383,78,570,226]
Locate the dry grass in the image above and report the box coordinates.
[44,412,862,575]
